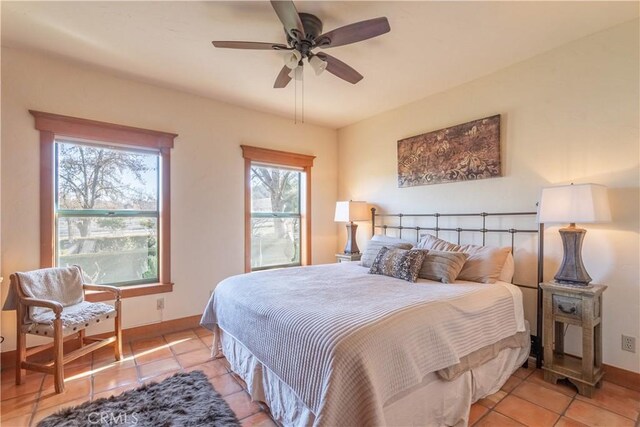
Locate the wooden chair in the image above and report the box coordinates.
[9,266,122,393]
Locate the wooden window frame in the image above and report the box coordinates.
[30,110,177,301]
[241,145,315,273]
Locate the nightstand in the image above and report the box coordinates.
[335,253,362,263]
[541,281,607,397]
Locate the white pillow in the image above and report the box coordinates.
[498,253,515,283]
[360,235,414,268]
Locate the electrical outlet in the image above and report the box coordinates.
[622,335,636,353]
[156,297,165,310]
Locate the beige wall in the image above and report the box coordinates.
[337,20,639,372]
[0,47,338,351]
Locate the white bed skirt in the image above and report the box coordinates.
[217,324,530,427]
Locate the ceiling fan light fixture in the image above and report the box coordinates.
[309,55,327,76]
[284,50,302,69]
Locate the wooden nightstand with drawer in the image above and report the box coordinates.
[541,281,607,397]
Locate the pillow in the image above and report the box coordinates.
[417,250,469,283]
[361,235,414,268]
[499,253,515,283]
[368,247,426,283]
[417,234,510,284]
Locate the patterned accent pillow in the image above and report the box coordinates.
[368,247,426,283]
[361,235,414,268]
[417,234,511,284]
[417,249,469,283]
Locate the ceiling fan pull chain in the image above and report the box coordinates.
[302,68,305,124]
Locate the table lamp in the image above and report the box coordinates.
[335,201,369,254]
[538,183,611,285]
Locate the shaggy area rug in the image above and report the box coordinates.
[38,371,241,427]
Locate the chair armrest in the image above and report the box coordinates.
[83,284,121,298]
[21,297,63,314]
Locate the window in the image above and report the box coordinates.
[241,145,315,272]
[55,141,160,285]
[250,165,302,270]
[31,110,177,299]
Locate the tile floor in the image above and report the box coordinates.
[1,327,638,427]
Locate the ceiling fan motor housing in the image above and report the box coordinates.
[286,13,324,58]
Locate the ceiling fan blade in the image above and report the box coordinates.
[317,53,363,84]
[274,65,292,88]
[270,1,305,38]
[317,17,390,49]
[212,41,288,50]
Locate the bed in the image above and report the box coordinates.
[201,210,542,427]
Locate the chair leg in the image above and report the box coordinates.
[78,329,85,348]
[16,304,26,386]
[114,298,122,361]
[53,317,64,393]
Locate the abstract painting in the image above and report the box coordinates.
[397,115,501,187]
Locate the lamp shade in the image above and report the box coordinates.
[284,50,302,69]
[309,55,327,76]
[334,201,369,222]
[538,183,611,224]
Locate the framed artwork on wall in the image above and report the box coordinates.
[397,115,501,187]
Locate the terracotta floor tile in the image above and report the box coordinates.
[473,411,525,427]
[136,357,180,380]
[477,390,507,408]
[575,381,640,420]
[495,395,559,427]
[513,365,535,380]
[230,372,248,390]
[183,359,228,378]
[512,381,572,414]
[92,382,140,401]
[37,377,91,410]
[176,348,213,368]
[166,336,208,355]
[0,393,39,421]
[241,411,278,427]
[208,373,243,396]
[31,397,87,426]
[554,416,590,427]
[130,337,167,354]
[527,370,577,397]
[195,327,213,338]
[0,412,32,427]
[1,373,43,401]
[141,370,182,386]
[501,375,523,393]
[225,391,262,420]
[93,366,139,393]
[564,400,635,427]
[469,403,489,425]
[91,355,137,372]
[41,363,93,387]
[134,347,174,365]
[164,329,199,342]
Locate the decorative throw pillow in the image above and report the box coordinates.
[368,247,426,283]
[361,235,414,268]
[417,234,511,284]
[417,250,469,283]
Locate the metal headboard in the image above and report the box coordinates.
[371,207,544,368]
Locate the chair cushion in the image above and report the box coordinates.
[16,266,85,321]
[23,301,116,336]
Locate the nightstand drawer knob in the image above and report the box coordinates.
[558,304,576,315]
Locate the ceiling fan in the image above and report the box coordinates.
[212,1,390,88]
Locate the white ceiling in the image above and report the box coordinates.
[2,1,638,128]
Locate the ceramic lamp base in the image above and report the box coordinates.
[554,225,592,286]
[343,222,360,254]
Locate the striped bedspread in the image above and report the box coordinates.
[201,262,525,426]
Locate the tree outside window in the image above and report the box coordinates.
[56,141,160,285]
